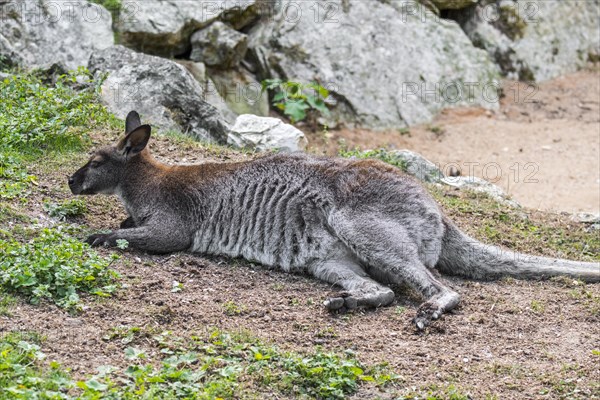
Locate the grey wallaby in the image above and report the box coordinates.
[69,111,600,329]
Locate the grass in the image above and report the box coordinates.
[0,329,399,399]
[223,300,247,316]
[530,299,545,313]
[0,290,16,316]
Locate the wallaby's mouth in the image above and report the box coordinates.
[68,174,88,195]
[68,181,83,195]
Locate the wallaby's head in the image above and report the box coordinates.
[69,111,151,195]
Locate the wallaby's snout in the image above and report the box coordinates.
[68,166,86,195]
[69,110,151,196]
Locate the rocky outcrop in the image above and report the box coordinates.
[88,46,230,143]
[453,1,600,81]
[227,115,307,152]
[246,0,500,129]
[115,0,258,57]
[0,0,113,70]
[190,22,248,68]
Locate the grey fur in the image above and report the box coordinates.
[69,113,600,330]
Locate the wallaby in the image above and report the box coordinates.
[69,111,600,330]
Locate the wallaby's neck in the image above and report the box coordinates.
[118,150,166,199]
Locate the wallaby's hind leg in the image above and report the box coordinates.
[308,256,395,311]
[329,210,460,330]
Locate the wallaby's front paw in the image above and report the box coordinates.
[85,233,115,247]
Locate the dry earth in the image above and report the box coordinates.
[1,72,600,399]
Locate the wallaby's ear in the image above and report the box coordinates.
[117,124,151,157]
[125,111,142,134]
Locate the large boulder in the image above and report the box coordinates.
[453,1,600,81]
[246,0,500,129]
[88,45,230,143]
[0,0,113,70]
[190,22,248,68]
[227,114,307,152]
[115,0,258,57]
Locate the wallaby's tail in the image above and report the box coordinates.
[437,217,600,283]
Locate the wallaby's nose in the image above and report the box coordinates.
[68,176,75,186]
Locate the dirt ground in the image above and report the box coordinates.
[308,70,600,215]
[1,72,600,399]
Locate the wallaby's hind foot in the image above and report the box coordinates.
[310,257,395,312]
[413,290,461,330]
[324,288,395,311]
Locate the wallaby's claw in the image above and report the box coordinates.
[85,233,113,247]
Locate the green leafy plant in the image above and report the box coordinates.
[0,227,120,309]
[102,325,142,345]
[0,67,117,151]
[0,153,37,200]
[0,329,398,399]
[223,300,247,316]
[43,199,87,220]
[262,79,331,123]
[0,332,74,398]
